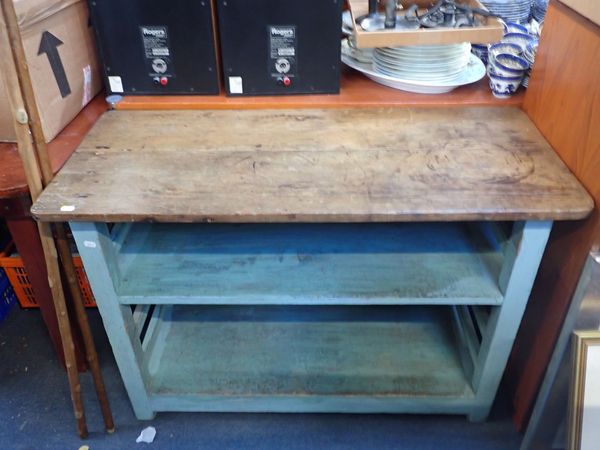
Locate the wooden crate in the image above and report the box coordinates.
[348,0,504,48]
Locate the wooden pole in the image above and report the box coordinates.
[0,4,87,438]
[0,0,114,433]
[54,235,116,433]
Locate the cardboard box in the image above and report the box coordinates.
[560,0,600,26]
[0,0,101,142]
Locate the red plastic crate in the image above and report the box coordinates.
[0,242,96,308]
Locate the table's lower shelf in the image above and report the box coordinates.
[141,305,475,413]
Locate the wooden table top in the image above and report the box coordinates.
[0,95,107,199]
[31,107,593,223]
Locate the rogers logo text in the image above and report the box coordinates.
[271,28,294,37]
[142,28,166,37]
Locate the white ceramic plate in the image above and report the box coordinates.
[342,50,486,94]
[486,5,530,9]
[481,0,530,5]
[373,52,470,70]
[376,46,468,54]
[372,59,467,81]
[376,45,470,58]
[371,42,471,81]
[373,52,469,66]
[378,42,470,50]
[377,46,469,56]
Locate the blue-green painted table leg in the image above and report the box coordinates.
[468,220,553,422]
[70,221,155,420]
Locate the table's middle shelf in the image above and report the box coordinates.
[108,221,509,306]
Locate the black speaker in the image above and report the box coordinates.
[216,0,342,96]
[89,0,220,95]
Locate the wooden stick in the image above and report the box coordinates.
[0,0,114,433]
[54,231,115,433]
[0,3,87,438]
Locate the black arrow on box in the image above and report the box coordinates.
[38,31,71,98]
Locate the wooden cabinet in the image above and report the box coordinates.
[506,1,600,430]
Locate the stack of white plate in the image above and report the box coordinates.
[341,40,485,94]
[481,0,531,23]
[532,0,548,22]
[372,43,472,84]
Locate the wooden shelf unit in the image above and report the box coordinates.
[66,219,520,415]
[68,218,550,421]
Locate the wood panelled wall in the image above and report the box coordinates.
[506,0,600,431]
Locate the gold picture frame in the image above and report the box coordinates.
[568,330,600,450]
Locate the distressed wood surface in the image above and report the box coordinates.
[31,107,592,223]
[68,218,549,419]
[148,305,470,398]
[114,222,504,305]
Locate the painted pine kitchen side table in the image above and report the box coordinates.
[31,107,593,422]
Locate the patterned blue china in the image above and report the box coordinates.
[502,33,537,51]
[493,53,529,76]
[488,72,523,98]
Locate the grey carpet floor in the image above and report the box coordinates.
[0,306,521,450]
